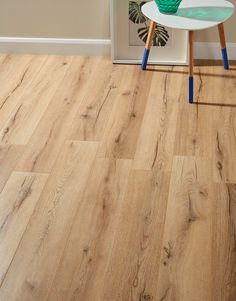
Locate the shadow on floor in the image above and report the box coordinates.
[146,67,236,79]
[194,101,236,107]
[195,59,236,67]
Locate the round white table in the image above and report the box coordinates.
[141,0,235,103]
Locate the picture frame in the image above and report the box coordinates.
[110,0,188,65]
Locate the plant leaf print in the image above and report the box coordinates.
[129,0,169,46]
[129,1,147,23]
[138,24,169,46]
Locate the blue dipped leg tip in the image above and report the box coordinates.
[221,48,229,70]
[189,76,194,104]
[141,49,150,70]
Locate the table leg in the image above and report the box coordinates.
[218,23,229,70]
[188,31,194,104]
[141,21,156,70]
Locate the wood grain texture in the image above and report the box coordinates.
[0,56,236,300]
[174,84,213,156]
[0,144,24,192]
[174,65,236,157]
[0,172,48,285]
[15,57,95,173]
[211,183,236,300]
[70,58,124,141]
[0,55,47,130]
[133,66,183,171]
[0,141,98,301]
[102,170,170,301]
[155,156,213,301]
[97,65,153,159]
[213,106,236,183]
[48,158,132,301]
[0,56,72,145]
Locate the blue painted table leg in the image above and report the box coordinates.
[189,76,194,104]
[218,23,229,70]
[141,21,156,71]
[221,47,229,70]
[141,48,150,71]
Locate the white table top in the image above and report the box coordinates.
[142,0,234,30]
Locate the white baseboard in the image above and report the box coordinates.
[194,42,236,60]
[0,38,235,60]
[0,37,111,56]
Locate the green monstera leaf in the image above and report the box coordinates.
[138,24,169,46]
[129,1,147,24]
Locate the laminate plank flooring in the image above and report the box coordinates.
[0,55,47,129]
[0,172,48,284]
[0,144,25,192]
[0,54,235,301]
[97,65,153,159]
[48,158,132,301]
[133,66,183,171]
[155,156,213,301]
[0,141,98,301]
[15,57,95,173]
[69,58,124,141]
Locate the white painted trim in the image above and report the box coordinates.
[0,37,111,56]
[194,42,236,60]
[0,38,235,61]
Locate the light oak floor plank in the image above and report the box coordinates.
[15,57,96,173]
[101,169,171,301]
[48,158,132,301]
[70,58,124,141]
[0,144,25,193]
[0,55,47,130]
[0,172,48,285]
[212,106,236,183]
[174,67,214,157]
[133,66,183,171]
[211,183,236,300]
[97,64,153,160]
[0,56,72,145]
[155,156,213,301]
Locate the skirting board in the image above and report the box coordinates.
[0,38,235,60]
[0,38,111,56]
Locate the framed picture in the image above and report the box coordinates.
[110,0,188,65]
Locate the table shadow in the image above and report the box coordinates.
[194,101,236,107]
[176,7,234,22]
[146,68,236,79]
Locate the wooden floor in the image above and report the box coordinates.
[0,54,236,301]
